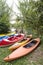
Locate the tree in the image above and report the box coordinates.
[0,0,11,33]
[16,0,43,35]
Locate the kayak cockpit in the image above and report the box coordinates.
[23,40,37,48]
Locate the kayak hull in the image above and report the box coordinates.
[0,34,24,47]
[9,35,32,51]
[0,32,16,36]
[0,36,9,41]
[4,38,40,61]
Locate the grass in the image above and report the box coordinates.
[0,35,43,65]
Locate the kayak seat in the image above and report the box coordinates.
[16,35,21,37]
[19,39,27,43]
[23,40,37,48]
[8,36,14,40]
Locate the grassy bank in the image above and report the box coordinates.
[0,35,43,65]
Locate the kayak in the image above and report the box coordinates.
[0,36,9,41]
[6,32,16,36]
[0,34,24,47]
[9,35,32,51]
[0,34,16,41]
[4,38,40,61]
[0,32,16,36]
[9,34,18,37]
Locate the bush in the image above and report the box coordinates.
[0,22,10,34]
[0,0,11,34]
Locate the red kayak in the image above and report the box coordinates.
[0,34,24,47]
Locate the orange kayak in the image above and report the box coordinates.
[9,35,32,51]
[4,38,40,61]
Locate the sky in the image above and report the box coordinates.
[6,0,19,13]
[6,0,19,24]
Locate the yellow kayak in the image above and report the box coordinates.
[6,32,16,36]
[0,32,16,36]
[9,34,32,51]
[0,34,5,36]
